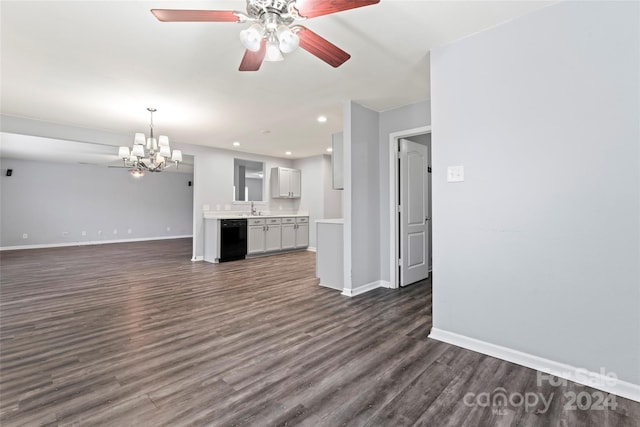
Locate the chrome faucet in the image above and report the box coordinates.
[250,201,257,216]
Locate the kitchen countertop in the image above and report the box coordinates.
[316,219,344,224]
[203,212,309,220]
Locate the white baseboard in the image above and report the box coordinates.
[341,280,390,297]
[0,235,193,251]
[191,256,204,262]
[306,246,317,252]
[428,328,640,403]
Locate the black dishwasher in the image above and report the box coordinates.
[219,219,247,262]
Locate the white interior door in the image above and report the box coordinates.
[400,138,430,286]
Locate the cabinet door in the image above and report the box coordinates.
[247,225,265,254]
[281,223,296,249]
[265,225,282,252]
[290,169,301,198]
[295,223,309,248]
[271,167,291,198]
[281,168,292,197]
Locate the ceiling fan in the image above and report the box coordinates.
[151,0,380,71]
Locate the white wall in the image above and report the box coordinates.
[430,0,639,385]
[294,155,323,249]
[0,158,193,248]
[293,154,342,249]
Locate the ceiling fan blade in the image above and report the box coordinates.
[239,39,267,71]
[151,9,240,22]
[293,0,379,19]
[293,26,350,68]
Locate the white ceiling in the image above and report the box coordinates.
[1,0,553,161]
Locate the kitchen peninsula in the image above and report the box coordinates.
[315,218,344,291]
[204,212,309,263]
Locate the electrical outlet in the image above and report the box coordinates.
[127,228,132,234]
[97,230,102,235]
[22,233,28,239]
[113,229,118,235]
[62,231,69,237]
[166,226,171,232]
[81,231,87,236]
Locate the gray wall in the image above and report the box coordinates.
[0,158,193,247]
[430,0,639,384]
[322,153,343,219]
[345,101,381,289]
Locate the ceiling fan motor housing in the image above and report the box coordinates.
[246,0,296,22]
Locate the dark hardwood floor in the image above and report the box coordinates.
[1,239,638,426]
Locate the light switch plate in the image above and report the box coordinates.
[447,165,464,182]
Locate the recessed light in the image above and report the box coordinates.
[232,141,240,147]
[285,151,292,156]
[326,147,333,152]
[317,115,327,123]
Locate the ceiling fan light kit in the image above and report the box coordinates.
[151,0,380,71]
[118,108,182,177]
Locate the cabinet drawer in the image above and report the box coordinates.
[248,218,265,226]
[281,217,296,224]
[266,218,281,225]
[296,217,309,223]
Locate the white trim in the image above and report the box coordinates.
[191,256,204,262]
[429,328,640,403]
[343,101,353,293]
[388,126,432,289]
[306,246,317,252]
[0,235,192,251]
[341,280,390,297]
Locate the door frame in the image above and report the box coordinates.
[388,126,432,289]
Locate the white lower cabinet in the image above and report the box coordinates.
[247,218,266,255]
[296,218,309,248]
[248,217,282,254]
[281,217,309,249]
[265,218,282,252]
[281,218,296,250]
[247,216,308,255]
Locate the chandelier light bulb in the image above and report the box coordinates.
[265,35,284,62]
[171,150,183,163]
[240,24,263,52]
[118,146,130,159]
[132,144,145,157]
[276,25,299,54]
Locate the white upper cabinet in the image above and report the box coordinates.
[271,167,301,198]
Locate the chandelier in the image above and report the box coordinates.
[117,108,182,177]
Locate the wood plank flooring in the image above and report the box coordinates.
[1,239,638,426]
